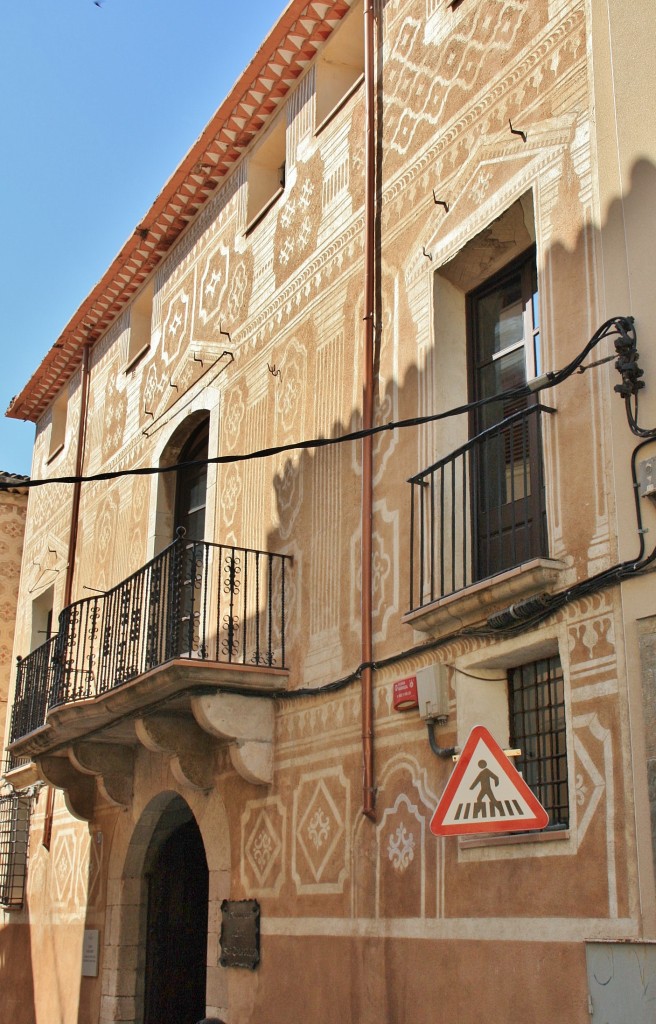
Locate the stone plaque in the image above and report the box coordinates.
[219,898,260,969]
[82,929,99,977]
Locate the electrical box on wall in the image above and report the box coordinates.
[638,456,656,498]
[416,664,449,722]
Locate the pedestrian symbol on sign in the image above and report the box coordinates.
[470,760,503,818]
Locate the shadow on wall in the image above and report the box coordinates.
[0,910,37,1024]
[259,158,656,684]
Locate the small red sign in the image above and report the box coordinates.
[393,675,419,711]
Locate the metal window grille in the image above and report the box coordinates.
[0,785,32,910]
[508,655,569,828]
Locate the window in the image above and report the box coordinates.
[508,655,569,828]
[126,279,154,369]
[0,785,31,910]
[174,418,209,542]
[315,0,364,130]
[31,585,54,652]
[245,115,286,231]
[47,387,68,462]
[468,250,547,582]
[173,418,209,657]
[408,195,549,616]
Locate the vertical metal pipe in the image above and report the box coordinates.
[63,343,91,609]
[361,0,376,820]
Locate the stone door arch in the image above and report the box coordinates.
[99,783,231,1024]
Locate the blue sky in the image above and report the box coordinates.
[0,0,282,476]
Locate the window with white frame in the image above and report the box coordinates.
[47,387,68,462]
[31,585,54,652]
[409,193,545,611]
[126,278,154,369]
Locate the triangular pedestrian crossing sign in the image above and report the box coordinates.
[430,724,549,836]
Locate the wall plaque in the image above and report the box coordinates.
[219,899,260,969]
[82,929,99,977]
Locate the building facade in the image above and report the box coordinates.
[0,473,30,1016]
[2,1,656,1021]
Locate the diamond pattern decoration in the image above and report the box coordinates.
[51,832,74,904]
[293,769,349,893]
[241,798,285,895]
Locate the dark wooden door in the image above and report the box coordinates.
[173,419,209,655]
[143,817,209,1024]
[469,253,546,581]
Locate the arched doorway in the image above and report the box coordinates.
[143,798,209,1024]
[174,418,209,542]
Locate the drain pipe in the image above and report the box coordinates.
[361,0,376,820]
[63,343,91,609]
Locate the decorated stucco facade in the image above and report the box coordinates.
[0,474,29,1016]
[3,1,656,1022]
[0,476,28,733]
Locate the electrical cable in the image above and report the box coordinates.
[7,316,653,715]
[0,316,635,492]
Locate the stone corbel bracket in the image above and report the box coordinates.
[39,755,96,822]
[191,692,274,785]
[135,713,215,791]
[69,742,135,809]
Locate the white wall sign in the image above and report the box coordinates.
[82,928,100,978]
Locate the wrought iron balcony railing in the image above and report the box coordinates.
[10,535,292,745]
[408,404,553,613]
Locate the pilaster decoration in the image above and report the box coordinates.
[191,693,274,786]
[38,755,95,822]
[135,713,215,791]
[68,742,134,809]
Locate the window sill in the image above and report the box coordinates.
[244,185,285,236]
[315,74,364,137]
[3,759,41,791]
[459,827,570,850]
[124,342,150,374]
[403,557,567,639]
[46,442,65,465]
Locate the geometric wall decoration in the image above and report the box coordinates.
[241,796,286,897]
[292,767,350,894]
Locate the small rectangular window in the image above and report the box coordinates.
[245,115,287,231]
[126,279,154,370]
[31,586,54,652]
[315,0,364,131]
[508,655,569,828]
[47,388,68,462]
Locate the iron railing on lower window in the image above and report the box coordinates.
[408,404,553,612]
[9,535,292,744]
[0,782,32,910]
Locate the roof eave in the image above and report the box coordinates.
[7,0,352,423]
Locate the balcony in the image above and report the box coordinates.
[7,536,292,800]
[404,405,565,635]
